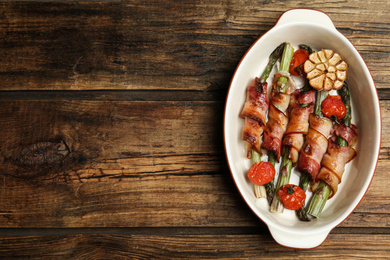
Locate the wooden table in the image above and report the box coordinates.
[0,1,388,258]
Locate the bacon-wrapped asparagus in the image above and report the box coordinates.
[241,79,269,155]
[241,43,285,155]
[283,89,316,165]
[307,83,358,218]
[259,43,294,204]
[270,86,316,213]
[296,90,332,181]
[240,43,285,198]
[268,45,315,214]
[261,85,291,161]
[261,42,294,163]
[312,124,358,197]
[283,89,332,220]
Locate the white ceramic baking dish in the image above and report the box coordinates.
[224,9,381,249]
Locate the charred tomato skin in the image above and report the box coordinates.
[289,48,309,77]
[277,184,306,210]
[321,95,347,120]
[247,161,275,186]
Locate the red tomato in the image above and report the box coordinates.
[289,48,309,76]
[247,161,275,186]
[321,95,347,120]
[277,184,306,210]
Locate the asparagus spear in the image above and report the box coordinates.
[270,147,293,212]
[267,43,295,212]
[276,43,294,93]
[295,89,327,220]
[338,83,351,147]
[259,42,286,84]
[264,151,276,204]
[298,44,314,55]
[251,149,267,198]
[307,83,351,218]
[251,42,285,199]
[270,87,319,215]
[296,173,311,221]
[262,43,294,205]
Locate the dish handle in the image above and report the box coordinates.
[275,9,336,30]
[268,226,331,249]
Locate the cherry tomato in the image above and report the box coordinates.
[321,95,347,120]
[277,184,306,210]
[289,48,309,76]
[247,161,275,186]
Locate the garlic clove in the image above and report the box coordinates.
[334,80,344,90]
[309,74,325,90]
[324,77,333,91]
[304,60,316,73]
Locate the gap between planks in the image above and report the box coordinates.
[0,90,227,102]
[0,88,388,101]
[0,227,389,237]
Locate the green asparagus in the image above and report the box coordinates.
[270,147,293,212]
[307,83,351,218]
[268,43,295,212]
[295,90,328,220]
[259,42,286,84]
[251,42,286,199]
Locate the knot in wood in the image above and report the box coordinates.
[17,141,70,166]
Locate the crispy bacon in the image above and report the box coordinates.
[240,77,269,126]
[282,89,315,164]
[332,123,358,147]
[261,90,290,161]
[261,73,298,161]
[312,124,358,198]
[242,117,264,155]
[297,114,333,180]
[240,77,269,156]
[297,88,317,104]
[333,123,358,162]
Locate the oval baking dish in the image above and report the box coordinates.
[223,9,381,249]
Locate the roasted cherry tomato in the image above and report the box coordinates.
[289,48,309,76]
[321,95,347,120]
[247,161,275,186]
[277,184,306,210]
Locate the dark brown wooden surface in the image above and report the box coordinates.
[0,0,389,258]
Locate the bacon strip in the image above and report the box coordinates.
[240,78,269,126]
[242,117,264,155]
[282,89,316,164]
[297,114,333,180]
[261,73,291,161]
[240,77,269,156]
[313,124,358,198]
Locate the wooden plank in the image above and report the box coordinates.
[0,100,224,166]
[0,99,240,228]
[0,99,388,228]
[0,233,389,258]
[0,1,388,90]
[0,87,388,102]
[0,89,227,101]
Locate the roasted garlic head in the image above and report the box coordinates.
[304,49,348,91]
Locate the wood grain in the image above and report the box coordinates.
[0,1,388,91]
[0,233,389,258]
[0,100,388,228]
[0,0,389,256]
